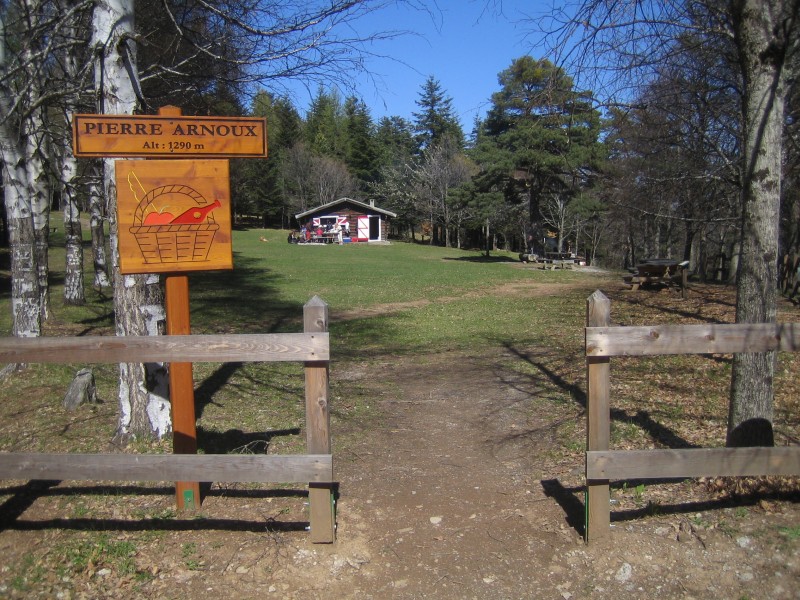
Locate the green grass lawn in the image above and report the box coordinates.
[0,227,601,454]
[15,227,794,462]
[186,228,594,354]
[188,228,583,331]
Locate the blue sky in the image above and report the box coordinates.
[282,1,545,131]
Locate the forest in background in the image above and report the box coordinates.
[232,45,799,284]
[1,1,797,278]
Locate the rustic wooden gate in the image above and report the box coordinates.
[585,290,800,542]
[0,296,336,543]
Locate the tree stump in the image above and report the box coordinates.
[63,368,98,410]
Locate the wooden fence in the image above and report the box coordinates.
[584,290,800,543]
[0,296,336,543]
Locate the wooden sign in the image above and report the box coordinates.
[115,160,233,274]
[73,114,267,158]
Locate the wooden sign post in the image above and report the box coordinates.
[160,105,199,511]
[165,275,198,509]
[74,105,267,511]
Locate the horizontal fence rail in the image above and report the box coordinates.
[0,453,333,483]
[587,447,800,480]
[0,332,329,364]
[586,323,800,357]
[584,290,800,544]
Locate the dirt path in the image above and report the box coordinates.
[255,349,800,599]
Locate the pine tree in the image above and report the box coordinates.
[412,76,464,151]
[234,91,302,227]
[375,116,416,168]
[343,96,379,188]
[305,87,346,159]
[476,57,602,247]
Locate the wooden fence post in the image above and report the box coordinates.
[586,290,611,542]
[681,268,688,300]
[304,296,335,543]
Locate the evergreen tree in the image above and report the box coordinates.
[475,56,602,250]
[305,87,346,159]
[412,76,464,151]
[375,116,416,168]
[234,91,302,227]
[343,96,379,188]
[371,116,418,239]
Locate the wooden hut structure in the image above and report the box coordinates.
[295,198,396,243]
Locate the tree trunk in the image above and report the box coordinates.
[93,0,170,442]
[62,123,85,305]
[727,0,789,447]
[0,7,40,340]
[61,14,86,306]
[1,153,41,339]
[18,20,52,324]
[88,164,111,288]
[28,109,51,323]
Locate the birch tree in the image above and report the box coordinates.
[1,1,48,340]
[2,0,97,337]
[88,164,112,288]
[58,2,95,305]
[92,0,171,441]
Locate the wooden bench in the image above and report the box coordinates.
[584,290,800,543]
[0,296,336,543]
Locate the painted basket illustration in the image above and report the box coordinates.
[129,184,220,264]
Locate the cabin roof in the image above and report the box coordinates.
[295,197,397,220]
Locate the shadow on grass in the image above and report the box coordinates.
[502,341,697,449]
[0,482,314,534]
[194,362,242,419]
[441,255,518,263]
[196,425,301,454]
[542,477,800,537]
[188,252,301,333]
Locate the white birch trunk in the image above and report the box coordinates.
[19,2,52,322]
[93,0,171,441]
[1,145,42,339]
[88,164,112,288]
[61,14,86,306]
[0,5,42,340]
[26,104,51,322]
[62,118,86,305]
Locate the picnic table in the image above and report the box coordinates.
[623,259,690,297]
[312,233,337,244]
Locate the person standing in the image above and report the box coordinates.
[334,223,343,245]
